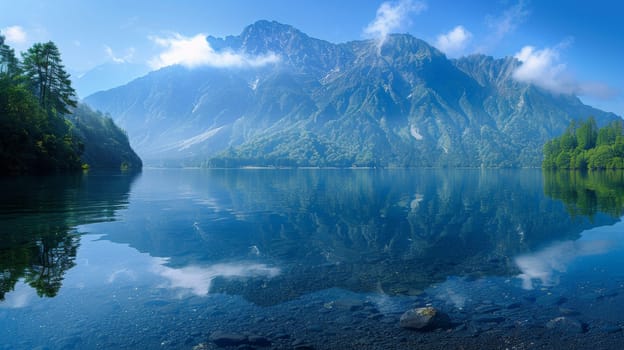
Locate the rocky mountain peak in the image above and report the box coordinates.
[85,21,620,168]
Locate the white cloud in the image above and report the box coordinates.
[1,25,27,45]
[435,25,472,56]
[148,32,280,70]
[105,45,135,64]
[363,0,427,47]
[512,42,616,99]
[513,45,571,93]
[486,0,529,42]
[475,0,529,53]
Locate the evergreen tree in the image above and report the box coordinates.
[0,37,140,174]
[575,116,597,150]
[0,35,20,78]
[21,41,76,115]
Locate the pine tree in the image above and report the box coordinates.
[0,34,20,78]
[21,41,76,115]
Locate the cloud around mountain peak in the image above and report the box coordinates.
[363,0,427,48]
[512,41,615,99]
[148,32,280,70]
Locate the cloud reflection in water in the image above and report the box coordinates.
[515,239,613,290]
[0,282,37,309]
[151,258,280,296]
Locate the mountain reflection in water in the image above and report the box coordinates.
[3,169,624,350]
[88,169,622,305]
[2,169,624,306]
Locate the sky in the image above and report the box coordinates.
[1,0,622,116]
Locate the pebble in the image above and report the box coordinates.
[248,335,271,346]
[307,324,323,332]
[209,331,271,348]
[399,307,451,331]
[475,305,501,313]
[209,332,248,347]
[293,345,315,350]
[473,315,505,323]
[601,325,622,334]
[558,307,580,316]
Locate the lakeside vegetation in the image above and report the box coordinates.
[543,117,624,170]
[0,35,141,174]
[1,37,82,173]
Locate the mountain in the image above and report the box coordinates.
[73,62,149,99]
[85,20,621,167]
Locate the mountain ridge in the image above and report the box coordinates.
[85,20,621,167]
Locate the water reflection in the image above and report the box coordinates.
[98,169,621,305]
[5,169,623,307]
[515,239,613,290]
[152,258,280,296]
[0,171,140,302]
[543,170,624,218]
[512,170,624,290]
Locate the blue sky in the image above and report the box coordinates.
[1,0,622,116]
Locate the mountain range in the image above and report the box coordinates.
[85,20,621,167]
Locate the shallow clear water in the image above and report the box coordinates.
[1,169,624,349]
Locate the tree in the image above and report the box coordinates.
[21,41,76,115]
[575,117,597,150]
[0,34,20,78]
[543,118,624,170]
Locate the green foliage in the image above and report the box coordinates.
[543,117,624,170]
[66,104,142,170]
[0,37,140,174]
[0,39,82,174]
[0,35,20,79]
[21,41,76,115]
[0,75,82,173]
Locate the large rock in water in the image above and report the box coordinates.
[399,306,451,331]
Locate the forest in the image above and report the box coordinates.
[0,34,141,174]
[542,117,624,170]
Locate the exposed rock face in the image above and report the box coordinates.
[399,307,452,331]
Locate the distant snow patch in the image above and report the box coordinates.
[517,95,525,109]
[177,126,224,151]
[410,193,424,210]
[321,67,341,84]
[249,78,259,91]
[410,125,423,140]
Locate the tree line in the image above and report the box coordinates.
[543,117,624,170]
[0,34,83,173]
[1,34,141,173]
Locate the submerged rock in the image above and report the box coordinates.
[209,331,271,347]
[209,332,248,347]
[399,307,451,331]
[545,317,586,334]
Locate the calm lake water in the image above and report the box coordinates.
[2,169,624,349]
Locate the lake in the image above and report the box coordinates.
[2,168,624,349]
